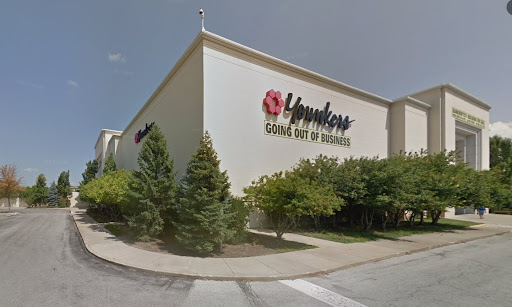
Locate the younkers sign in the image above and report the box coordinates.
[263,89,353,148]
[134,122,155,144]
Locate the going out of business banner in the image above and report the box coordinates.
[264,120,351,148]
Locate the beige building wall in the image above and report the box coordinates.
[390,101,406,154]
[69,191,90,209]
[118,46,204,178]
[202,36,390,196]
[443,89,490,170]
[404,103,429,153]
[105,135,121,169]
[411,89,442,153]
[0,197,28,208]
[95,129,122,176]
[390,98,429,155]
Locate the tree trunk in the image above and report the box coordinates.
[381,213,389,231]
[313,216,320,231]
[431,210,442,225]
[361,208,374,232]
[409,212,416,227]
[419,211,425,225]
[348,203,356,228]
[393,209,404,228]
[8,193,11,212]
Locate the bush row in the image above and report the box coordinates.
[244,151,512,238]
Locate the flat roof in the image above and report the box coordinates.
[94,129,123,151]
[404,83,491,110]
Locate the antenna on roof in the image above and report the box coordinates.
[199,9,205,32]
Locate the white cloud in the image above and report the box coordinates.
[66,80,78,87]
[108,52,126,63]
[23,168,38,173]
[490,121,512,139]
[16,79,44,89]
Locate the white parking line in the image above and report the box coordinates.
[279,279,367,307]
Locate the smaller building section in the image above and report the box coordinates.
[94,129,122,177]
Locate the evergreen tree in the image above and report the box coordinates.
[103,153,117,175]
[174,131,233,254]
[123,125,177,241]
[48,182,60,206]
[81,160,99,186]
[57,170,72,199]
[33,174,48,206]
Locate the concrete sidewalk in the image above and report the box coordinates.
[71,208,511,281]
[450,212,512,228]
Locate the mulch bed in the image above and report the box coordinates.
[107,224,314,258]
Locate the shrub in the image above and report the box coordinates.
[226,197,252,244]
[494,210,512,215]
[244,170,341,239]
[79,170,130,221]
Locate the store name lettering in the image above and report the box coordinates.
[134,122,155,144]
[285,93,355,130]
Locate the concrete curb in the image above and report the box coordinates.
[70,210,511,281]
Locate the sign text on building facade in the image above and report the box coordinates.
[452,108,485,129]
[264,121,351,148]
[262,89,353,148]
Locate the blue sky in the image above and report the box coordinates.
[2,0,512,186]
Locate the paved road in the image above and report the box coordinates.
[1,209,511,306]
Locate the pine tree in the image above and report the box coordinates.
[81,160,99,186]
[103,153,117,175]
[57,171,72,199]
[48,182,60,206]
[33,174,48,206]
[174,131,233,254]
[123,125,177,242]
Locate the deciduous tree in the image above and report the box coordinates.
[0,164,23,212]
[57,170,72,202]
[80,170,130,221]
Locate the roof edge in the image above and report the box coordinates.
[123,31,206,134]
[404,83,491,110]
[393,96,431,110]
[201,31,392,106]
[94,129,123,151]
[443,83,491,110]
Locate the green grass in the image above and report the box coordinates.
[494,208,512,215]
[297,218,481,244]
[104,223,130,236]
[86,208,111,223]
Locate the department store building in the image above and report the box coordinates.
[94,31,491,202]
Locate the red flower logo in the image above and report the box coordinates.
[263,89,285,115]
